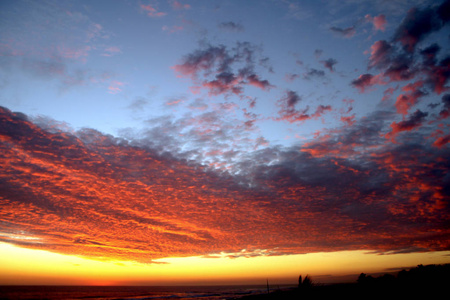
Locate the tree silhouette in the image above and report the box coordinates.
[298,274,313,289]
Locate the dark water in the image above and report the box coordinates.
[0,285,285,300]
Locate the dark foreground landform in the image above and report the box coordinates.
[231,264,450,299]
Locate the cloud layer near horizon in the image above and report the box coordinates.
[1,104,449,262]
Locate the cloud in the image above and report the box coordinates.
[0,106,449,262]
[365,14,387,31]
[102,46,122,57]
[340,115,356,126]
[0,1,125,95]
[351,74,385,93]
[303,68,326,80]
[141,3,167,17]
[284,90,302,108]
[284,73,300,82]
[245,74,273,90]
[284,1,311,20]
[393,0,450,53]
[108,80,126,94]
[171,0,191,10]
[314,49,323,58]
[439,94,450,119]
[17,56,119,93]
[433,134,450,148]
[0,1,105,63]
[128,97,149,112]
[353,1,450,101]
[21,59,66,78]
[218,21,244,32]
[329,26,356,38]
[275,90,332,123]
[162,25,184,33]
[422,54,450,95]
[368,40,392,69]
[1,0,450,264]
[172,42,273,97]
[395,81,427,115]
[366,40,416,81]
[321,58,338,72]
[385,109,428,141]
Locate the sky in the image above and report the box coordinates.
[0,0,449,286]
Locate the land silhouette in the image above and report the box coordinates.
[234,264,450,299]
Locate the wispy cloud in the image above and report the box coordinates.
[171,0,191,10]
[107,80,126,94]
[140,3,167,17]
[102,46,122,57]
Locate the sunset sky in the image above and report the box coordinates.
[1,0,449,286]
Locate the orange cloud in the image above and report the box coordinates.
[1,106,449,263]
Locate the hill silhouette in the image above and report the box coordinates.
[233,264,450,299]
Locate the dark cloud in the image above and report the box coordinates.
[285,90,301,108]
[352,0,450,102]
[128,97,148,112]
[275,90,331,123]
[439,94,450,119]
[393,0,450,53]
[329,25,356,38]
[303,68,326,80]
[423,55,450,95]
[420,43,441,66]
[321,58,338,72]
[351,74,384,93]
[314,49,323,58]
[173,42,273,97]
[218,21,244,32]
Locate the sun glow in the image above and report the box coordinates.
[1,242,449,286]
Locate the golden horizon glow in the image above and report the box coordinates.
[1,242,449,286]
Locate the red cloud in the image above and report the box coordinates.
[369,40,392,68]
[341,115,356,126]
[433,134,450,148]
[365,14,387,31]
[1,107,449,263]
[395,81,426,115]
[385,110,428,141]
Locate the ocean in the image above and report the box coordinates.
[0,285,291,300]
